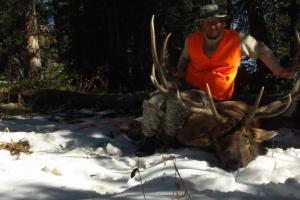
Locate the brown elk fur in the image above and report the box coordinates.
[175,101,277,169]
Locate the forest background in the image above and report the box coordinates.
[0,0,299,101]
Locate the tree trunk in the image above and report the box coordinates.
[25,0,41,78]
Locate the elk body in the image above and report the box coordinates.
[150,16,300,169]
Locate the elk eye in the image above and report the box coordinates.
[225,149,231,155]
[240,137,249,144]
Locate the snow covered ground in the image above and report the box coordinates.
[1,109,300,200]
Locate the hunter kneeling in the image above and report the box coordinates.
[139,3,300,169]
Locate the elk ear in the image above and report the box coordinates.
[253,128,279,143]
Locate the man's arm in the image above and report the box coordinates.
[239,33,293,79]
[176,39,190,80]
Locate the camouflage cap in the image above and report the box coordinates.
[197,4,229,20]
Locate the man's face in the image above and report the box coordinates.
[199,18,225,39]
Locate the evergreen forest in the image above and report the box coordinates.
[0,0,299,104]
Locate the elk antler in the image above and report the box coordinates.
[255,28,300,119]
[205,83,227,123]
[290,28,300,81]
[176,89,217,116]
[221,87,265,136]
[296,28,300,43]
[287,28,300,73]
[151,64,168,94]
[255,94,292,119]
[150,15,219,118]
[150,15,170,92]
[176,83,227,123]
[241,87,264,125]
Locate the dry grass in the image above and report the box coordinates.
[0,139,32,156]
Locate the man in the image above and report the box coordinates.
[138,3,294,155]
[177,4,293,101]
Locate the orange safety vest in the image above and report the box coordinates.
[185,29,242,101]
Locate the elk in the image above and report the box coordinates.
[150,15,300,169]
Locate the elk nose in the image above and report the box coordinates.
[226,161,241,171]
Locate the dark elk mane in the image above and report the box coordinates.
[150,15,300,170]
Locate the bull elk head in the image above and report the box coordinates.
[150,15,300,169]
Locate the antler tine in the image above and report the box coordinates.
[255,94,292,119]
[160,33,172,69]
[295,28,300,46]
[255,73,300,119]
[176,84,227,122]
[291,78,300,98]
[291,28,300,71]
[205,83,226,123]
[177,90,212,115]
[150,15,169,89]
[255,28,300,118]
[242,86,264,125]
[178,93,205,107]
[150,64,169,94]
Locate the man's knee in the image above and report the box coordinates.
[164,98,191,136]
[147,92,166,108]
[141,94,166,137]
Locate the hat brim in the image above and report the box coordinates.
[196,14,231,22]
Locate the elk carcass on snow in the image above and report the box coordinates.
[150,15,300,169]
